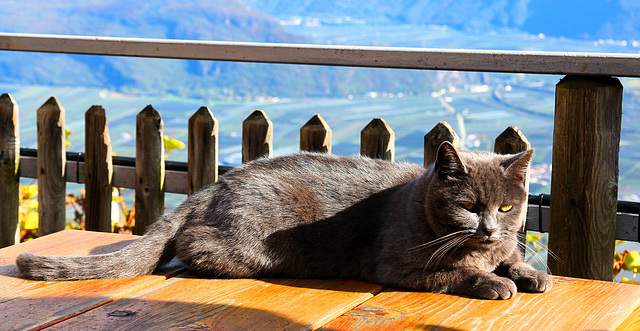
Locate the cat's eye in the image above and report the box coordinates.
[462,203,477,212]
[499,205,513,213]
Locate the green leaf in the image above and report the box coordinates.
[624,250,640,270]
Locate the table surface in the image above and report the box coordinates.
[1,230,640,331]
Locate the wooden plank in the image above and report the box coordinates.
[0,230,183,331]
[361,118,394,161]
[36,97,66,236]
[322,277,640,330]
[2,33,640,77]
[242,110,273,163]
[84,105,113,232]
[423,121,458,167]
[617,303,640,330]
[300,114,332,153]
[47,274,383,330]
[548,76,623,281]
[188,106,218,195]
[0,93,19,247]
[135,105,165,235]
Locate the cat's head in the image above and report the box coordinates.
[425,142,533,248]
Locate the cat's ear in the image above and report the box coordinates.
[503,149,534,182]
[435,141,467,179]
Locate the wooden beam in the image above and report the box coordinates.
[548,76,623,281]
[1,33,640,77]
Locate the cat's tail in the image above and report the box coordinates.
[16,211,183,281]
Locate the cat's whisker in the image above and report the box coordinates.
[505,236,552,274]
[515,233,565,266]
[422,233,472,273]
[408,229,475,252]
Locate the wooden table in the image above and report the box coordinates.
[2,230,640,330]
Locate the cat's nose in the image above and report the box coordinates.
[480,225,497,237]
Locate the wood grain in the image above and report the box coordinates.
[322,277,640,330]
[36,96,66,236]
[48,274,383,330]
[84,105,113,232]
[188,106,218,195]
[361,118,394,161]
[300,114,332,153]
[0,230,183,331]
[0,93,19,247]
[135,105,165,235]
[548,76,623,281]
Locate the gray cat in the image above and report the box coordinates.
[16,142,552,300]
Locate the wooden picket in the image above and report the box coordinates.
[188,106,218,195]
[423,121,459,167]
[300,114,332,153]
[36,97,66,236]
[494,126,532,256]
[0,93,19,246]
[360,118,394,161]
[242,110,273,163]
[84,105,113,232]
[134,105,165,235]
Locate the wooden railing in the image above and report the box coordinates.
[1,33,639,282]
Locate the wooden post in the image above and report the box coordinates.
[300,114,332,153]
[37,97,66,236]
[0,93,19,246]
[548,76,622,281]
[424,121,459,167]
[135,105,165,235]
[84,106,113,232]
[242,110,272,163]
[494,126,531,257]
[361,118,394,161]
[188,106,218,195]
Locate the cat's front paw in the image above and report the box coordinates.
[471,275,517,300]
[513,269,554,293]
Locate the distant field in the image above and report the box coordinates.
[5,80,640,201]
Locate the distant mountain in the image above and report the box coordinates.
[239,0,531,30]
[240,0,640,40]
